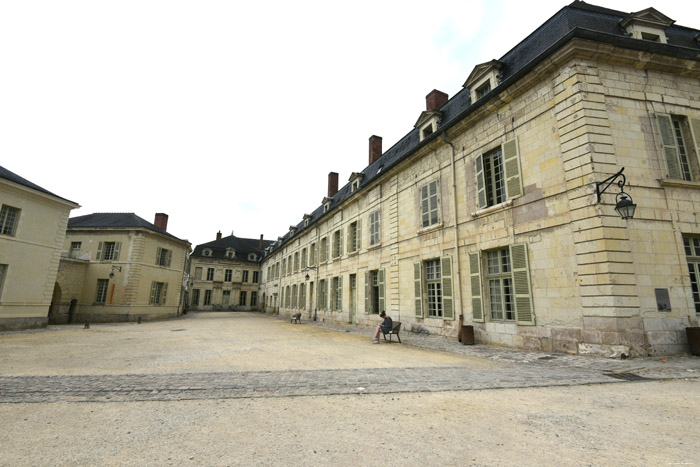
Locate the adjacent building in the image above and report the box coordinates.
[259,2,700,356]
[0,165,79,330]
[188,233,272,311]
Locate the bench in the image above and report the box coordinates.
[382,321,402,343]
[291,313,301,324]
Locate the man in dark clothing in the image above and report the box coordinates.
[373,311,392,344]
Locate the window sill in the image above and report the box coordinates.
[660,178,700,189]
[417,222,444,235]
[367,242,382,251]
[346,250,359,257]
[471,199,513,218]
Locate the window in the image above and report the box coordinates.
[282,258,287,275]
[95,279,109,304]
[331,276,343,311]
[194,267,202,280]
[149,282,168,305]
[226,250,235,259]
[684,236,700,314]
[0,264,7,300]
[299,284,306,310]
[369,211,380,246]
[332,230,343,258]
[414,258,454,320]
[656,114,700,181]
[252,271,259,283]
[318,279,328,310]
[0,205,20,236]
[292,285,298,309]
[97,241,121,261]
[248,253,256,261]
[422,123,434,140]
[352,180,360,192]
[475,81,491,100]
[223,290,231,306]
[365,269,385,315]
[251,291,258,307]
[225,269,233,282]
[301,248,307,269]
[641,32,661,42]
[469,244,534,325]
[156,247,171,267]
[206,268,215,281]
[240,291,247,306]
[320,237,328,262]
[294,252,299,272]
[242,270,249,283]
[69,242,82,259]
[475,138,522,209]
[347,221,360,253]
[191,289,200,306]
[204,290,212,305]
[287,255,292,274]
[203,249,212,257]
[310,243,316,266]
[420,180,440,228]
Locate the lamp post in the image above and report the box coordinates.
[595,167,637,220]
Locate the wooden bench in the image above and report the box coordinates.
[291,313,301,324]
[382,321,402,343]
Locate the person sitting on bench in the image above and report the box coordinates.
[373,311,392,344]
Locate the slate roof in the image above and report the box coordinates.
[0,165,78,206]
[68,213,188,243]
[266,0,700,256]
[192,235,274,263]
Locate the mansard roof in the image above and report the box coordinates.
[265,0,700,257]
[68,212,187,243]
[0,165,78,206]
[192,234,273,262]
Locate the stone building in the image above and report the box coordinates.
[259,1,700,356]
[188,233,272,311]
[0,165,79,330]
[55,212,191,323]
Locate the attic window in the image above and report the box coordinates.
[620,8,673,44]
[352,180,359,192]
[422,124,434,140]
[641,32,661,42]
[475,81,491,100]
[324,203,330,213]
[248,253,256,261]
[304,218,310,227]
[203,249,212,257]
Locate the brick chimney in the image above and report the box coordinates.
[328,172,339,197]
[259,234,264,249]
[426,89,448,111]
[369,135,382,165]
[216,231,222,240]
[154,213,168,231]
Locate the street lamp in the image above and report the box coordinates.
[595,167,637,220]
[108,265,122,279]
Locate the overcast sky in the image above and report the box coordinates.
[2,1,698,248]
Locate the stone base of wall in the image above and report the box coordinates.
[0,317,48,331]
[72,312,177,324]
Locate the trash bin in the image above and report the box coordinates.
[687,327,700,356]
[461,325,475,345]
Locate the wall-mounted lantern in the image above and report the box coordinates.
[109,265,122,279]
[596,167,637,220]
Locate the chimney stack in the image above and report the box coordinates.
[426,89,448,111]
[216,231,222,240]
[259,234,264,249]
[328,172,339,197]
[154,213,168,231]
[369,135,382,165]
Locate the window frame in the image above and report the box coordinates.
[95,279,109,304]
[369,210,380,246]
[420,180,440,228]
[0,205,20,237]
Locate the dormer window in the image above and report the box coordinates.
[475,81,491,100]
[303,214,312,227]
[322,197,332,213]
[464,59,503,104]
[620,8,674,44]
[414,111,442,142]
[248,253,257,261]
[203,249,212,257]
[289,226,297,235]
[349,173,364,193]
[422,124,434,139]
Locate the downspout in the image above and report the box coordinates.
[442,131,464,329]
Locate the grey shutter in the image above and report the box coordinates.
[364,271,370,314]
[414,262,423,318]
[440,256,454,320]
[656,113,682,179]
[113,242,121,261]
[149,282,157,304]
[338,276,343,310]
[156,247,162,265]
[510,243,535,326]
[166,249,172,267]
[356,219,362,250]
[339,229,344,256]
[469,252,484,322]
[689,117,700,170]
[475,155,487,209]
[96,242,103,261]
[503,138,522,200]
[378,269,385,314]
[162,282,168,305]
[347,225,352,253]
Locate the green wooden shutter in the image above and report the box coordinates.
[510,243,535,325]
[414,262,423,318]
[346,225,352,253]
[364,271,370,314]
[149,282,157,304]
[656,113,682,179]
[156,247,162,265]
[475,155,487,209]
[338,276,343,310]
[440,256,454,320]
[689,117,700,170]
[96,242,104,261]
[378,269,385,314]
[113,242,122,261]
[162,282,168,305]
[357,219,362,250]
[469,252,484,322]
[503,138,522,200]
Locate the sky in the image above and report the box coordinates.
[2,0,699,248]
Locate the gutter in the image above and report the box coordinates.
[441,131,464,324]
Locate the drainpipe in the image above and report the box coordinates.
[442,131,464,325]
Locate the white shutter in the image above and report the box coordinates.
[475,155,487,209]
[96,242,103,261]
[503,138,522,200]
[414,262,423,318]
[113,242,122,261]
[689,117,700,172]
[469,252,484,322]
[656,113,682,179]
[440,256,454,320]
[364,271,370,314]
[378,269,385,314]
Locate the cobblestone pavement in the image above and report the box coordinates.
[0,313,698,404]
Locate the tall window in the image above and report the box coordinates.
[251,291,258,307]
[348,221,359,253]
[475,139,522,209]
[421,180,439,228]
[191,289,200,306]
[0,264,6,300]
[252,271,259,283]
[98,241,121,261]
[240,291,247,306]
[206,268,215,281]
[486,249,514,321]
[320,237,328,262]
[319,279,327,310]
[332,230,342,258]
[225,269,233,282]
[242,270,249,283]
[282,258,287,276]
[483,148,505,207]
[287,255,292,274]
[656,114,699,181]
[301,248,307,269]
[684,235,700,314]
[156,248,171,267]
[426,260,442,317]
[299,283,306,310]
[292,285,298,309]
[204,290,212,305]
[195,267,202,280]
[149,282,168,305]
[69,242,82,259]
[331,276,342,310]
[95,279,109,304]
[294,252,299,272]
[369,211,380,246]
[0,205,20,236]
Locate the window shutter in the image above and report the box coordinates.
[475,155,487,209]
[364,271,370,314]
[440,256,454,320]
[414,262,423,318]
[378,269,385,314]
[338,276,343,310]
[340,229,344,256]
[156,247,162,265]
[357,219,362,250]
[149,282,157,305]
[162,282,168,305]
[469,252,484,322]
[656,113,682,179]
[347,225,352,253]
[510,243,535,326]
[166,250,172,268]
[96,242,104,261]
[113,242,122,261]
[689,117,700,170]
[503,138,523,200]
